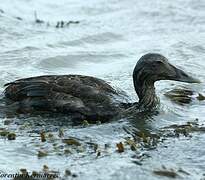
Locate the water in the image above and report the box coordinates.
[0,0,205,179]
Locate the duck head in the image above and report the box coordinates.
[133,53,200,109]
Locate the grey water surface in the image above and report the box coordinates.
[0,0,205,179]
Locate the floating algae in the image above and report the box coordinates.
[0,129,10,137]
[164,88,194,105]
[124,137,138,151]
[123,126,161,150]
[64,169,78,178]
[82,120,90,127]
[197,93,205,101]
[62,138,81,146]
[153,169,178,178]
[58,128,64,138]
[40,132,46,142]
[7,132,16,140]
[153,166,191,178]
[160,120,205,138]
[116,142,124,153]
[0,129,16,140]
[165,87,205,105]
[96,150,101,157]
[56,20,79,28]
[37,150,48,158]
[4,119,12,125]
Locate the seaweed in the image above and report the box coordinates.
[164,88,205,105]
[34,11,44,24]
[0,9,80,29]
[123,126,161,150]
[64,169,72,176]
[8,133,16,140]
[66,21,80,26]
[161,119,205,138]
[64,149,72,154]
[40,132,46,142]
[62,138,81,146]
[58,128,64,137]
[96,150,101,157]
[153,169,178,178]
[0,129,10,136]
[37,150,48,158]
[0,129,16,140]
[178,168,190,175]
[124,137,138,151]
[197,93,205,101]
[132,160,143,166]
[65,172,78,178]
[33,11,80,28]
[164,88,194,105]
[116,142,124,153]
[82,120,89,127]
[4,119,12,125]
[153,166,190,178]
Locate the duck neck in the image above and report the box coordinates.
[133,79,159,110]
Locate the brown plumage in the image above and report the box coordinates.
[4,75,130,121]
[3,53,199,121]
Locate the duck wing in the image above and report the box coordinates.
[4,75,123,120]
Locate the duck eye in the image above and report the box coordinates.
[156,61,163,64]
[152,61,163,68]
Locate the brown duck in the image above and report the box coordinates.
[4,53,199,121]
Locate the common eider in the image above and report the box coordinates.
[3,53,199,121]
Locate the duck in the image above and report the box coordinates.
[3,53,199,121]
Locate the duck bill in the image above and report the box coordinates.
[169,64,200,83]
